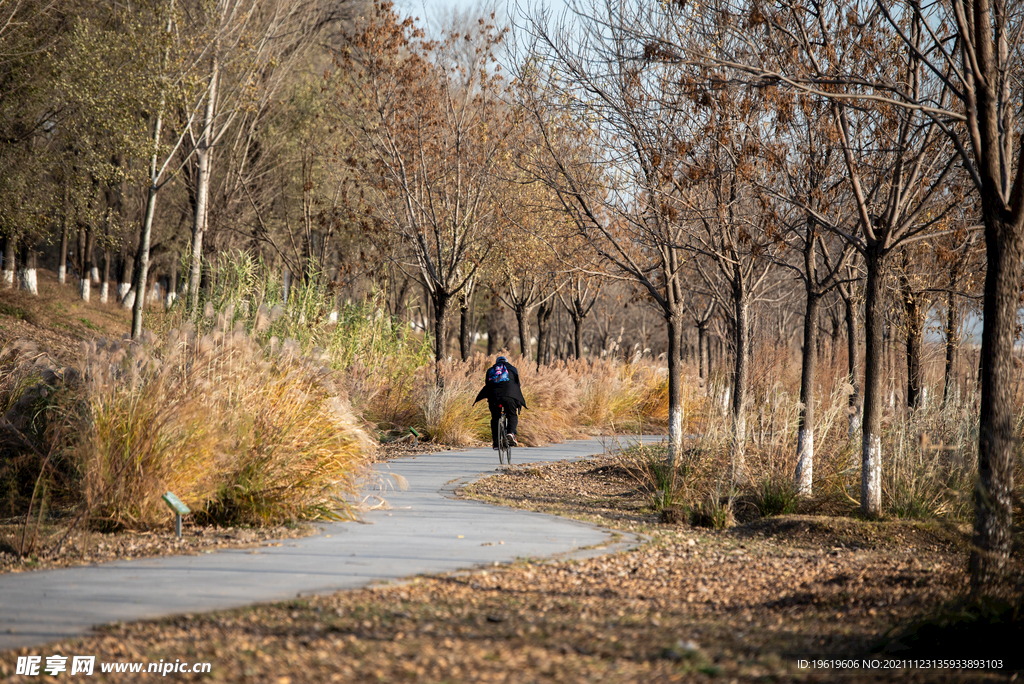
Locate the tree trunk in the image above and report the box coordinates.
[536,299,555,369]
[516,307,531,362]
[166,258,178,309]
[100,249,110,303]
[1,236,14,289]
[459,280,476,361]
[971,211,1019,591]
[698,321,710,387]
[432,291,450,371]
[573,314,584,360]
[58,221,68,285]
[905,290,925,409]
[131,183,158,337]
[861,247,886,516]
[486,298,500,356]
[943,290,959,406]
[119,252,134,305]
[80,225,94,302]
[188,54,219,315]
[127,0,173,332]
[844,286,862,437]
[18,243,37,295]
[666,310,684,467]
[795,290,819,497]
[459,292,472,361]
[731,290,749,484]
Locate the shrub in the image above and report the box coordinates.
[420,359,486,445]
[690,495,734,529]
[753,477,799,518]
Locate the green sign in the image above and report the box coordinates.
[162,491,191,516]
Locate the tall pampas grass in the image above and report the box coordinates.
[79,318,372,529]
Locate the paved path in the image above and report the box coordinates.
[0,436,659,651]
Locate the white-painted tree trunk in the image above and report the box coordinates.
[18,267,37,295]
[862,432,882,513]
[57,264,66,285]
[848,411,861,440]
[90,266,100,283]
[669,405,683,455]
[80,278,91,302]
[121,289,135,310]
[100,281,109,303]
[795,429,813,497]
[2,269,13,289]
[118,282,131,301]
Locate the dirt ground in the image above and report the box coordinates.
[1,453,1018,683]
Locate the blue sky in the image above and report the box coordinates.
[392,0,571,31]
[393,0,509,24]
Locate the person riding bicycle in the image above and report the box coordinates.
[474,355,527,450]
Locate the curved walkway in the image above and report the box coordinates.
[0,436,657,651]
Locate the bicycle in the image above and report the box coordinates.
[497,407,512,466]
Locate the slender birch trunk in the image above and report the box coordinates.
[188,53,219,315]
[130,0,175,337]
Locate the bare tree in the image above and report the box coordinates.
[332,3,511,367]
[755,96,854,495]
[558,271,602,360]
[517,0,703,465]
[646,0,1024,590]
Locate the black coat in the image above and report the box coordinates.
[474,362,528,409]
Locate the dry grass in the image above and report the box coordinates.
[407,352,671,448]
[616,344,1019,530]
[78,317,373,529]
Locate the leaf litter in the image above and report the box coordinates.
[0,454,1014,682]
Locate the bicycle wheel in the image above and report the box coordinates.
[497,414,509,465]
[497,411,505,464]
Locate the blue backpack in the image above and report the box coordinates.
[487,363,510,384]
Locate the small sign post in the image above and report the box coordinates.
[161,492,191,539]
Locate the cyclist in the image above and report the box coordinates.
[474,355,527,450]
